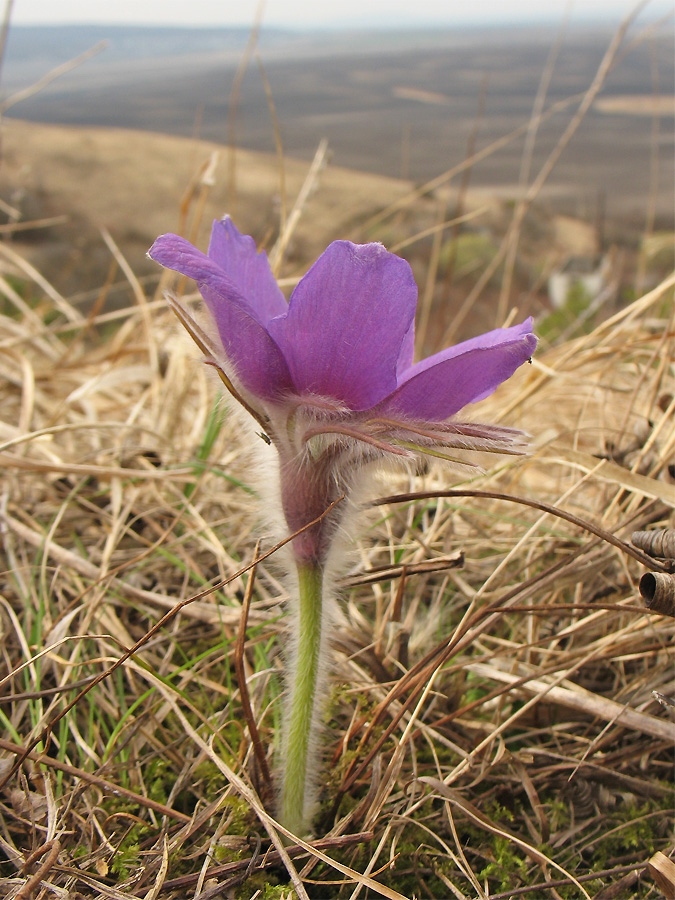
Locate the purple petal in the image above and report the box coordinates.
[397,316,415,378]
[207,218,287,323]
[378,319,537,421]
[149,232,241,301]
[267,241,418,410]
[149,228,285,326]
[149,233,293,400]
[199,285,293,400]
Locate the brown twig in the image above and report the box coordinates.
[487,861,647,899]
[0,737,191,823]
[234,540,273,794]
[15,839,60,900]
[161,830,375,891]
[372,488,672,572]
[342,552,463,588]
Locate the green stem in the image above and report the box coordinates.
[279,562,324,836]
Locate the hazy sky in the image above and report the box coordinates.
[11,0,673,28]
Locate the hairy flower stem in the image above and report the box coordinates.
[279,562,324,836]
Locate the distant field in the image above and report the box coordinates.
[4,24,674,230]
[0,120,418,307]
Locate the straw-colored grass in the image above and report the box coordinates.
[1,205,674,897]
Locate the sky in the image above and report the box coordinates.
[10,0,674,29]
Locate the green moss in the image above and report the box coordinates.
[145,757,173,805]
[463,672,492,707]
[479,835,528,889]
[217,795,256,836]
[236,872,289,899]
[557,880,605,900]
[212,843,245,864]
[586,801,660,869]
[547,797,571,832]
[109,823,152,880]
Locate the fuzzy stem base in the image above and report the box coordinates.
[279,562,324,836]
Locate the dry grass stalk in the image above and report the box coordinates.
[1,269,674,890]
[225,0,266,217]
[648,851,675,899]
[0,40,108,116]
[450,2,645,335]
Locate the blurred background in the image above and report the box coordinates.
[0,0,673,344]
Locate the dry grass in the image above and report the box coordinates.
[0,204,674,898]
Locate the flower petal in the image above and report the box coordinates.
[149,233,293,400]
[379,318,537,420]
[267,241,417,410]
[207,218,287,323]
[149,232,239,302]
[396,316,415,378]
[199,285,294,400]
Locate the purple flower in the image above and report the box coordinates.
[149,218,536,565]
[149,217,537,835]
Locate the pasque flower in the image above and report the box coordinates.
[149,217,536,835]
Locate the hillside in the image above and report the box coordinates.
[4,23,673,229]
[0,117,622,350]
[0,119,414,301]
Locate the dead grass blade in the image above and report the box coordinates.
[0,40,108,115]
[0,496,344,792]
[419,777,592,898]
[234,541,273,793]
[269,138,330,275]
